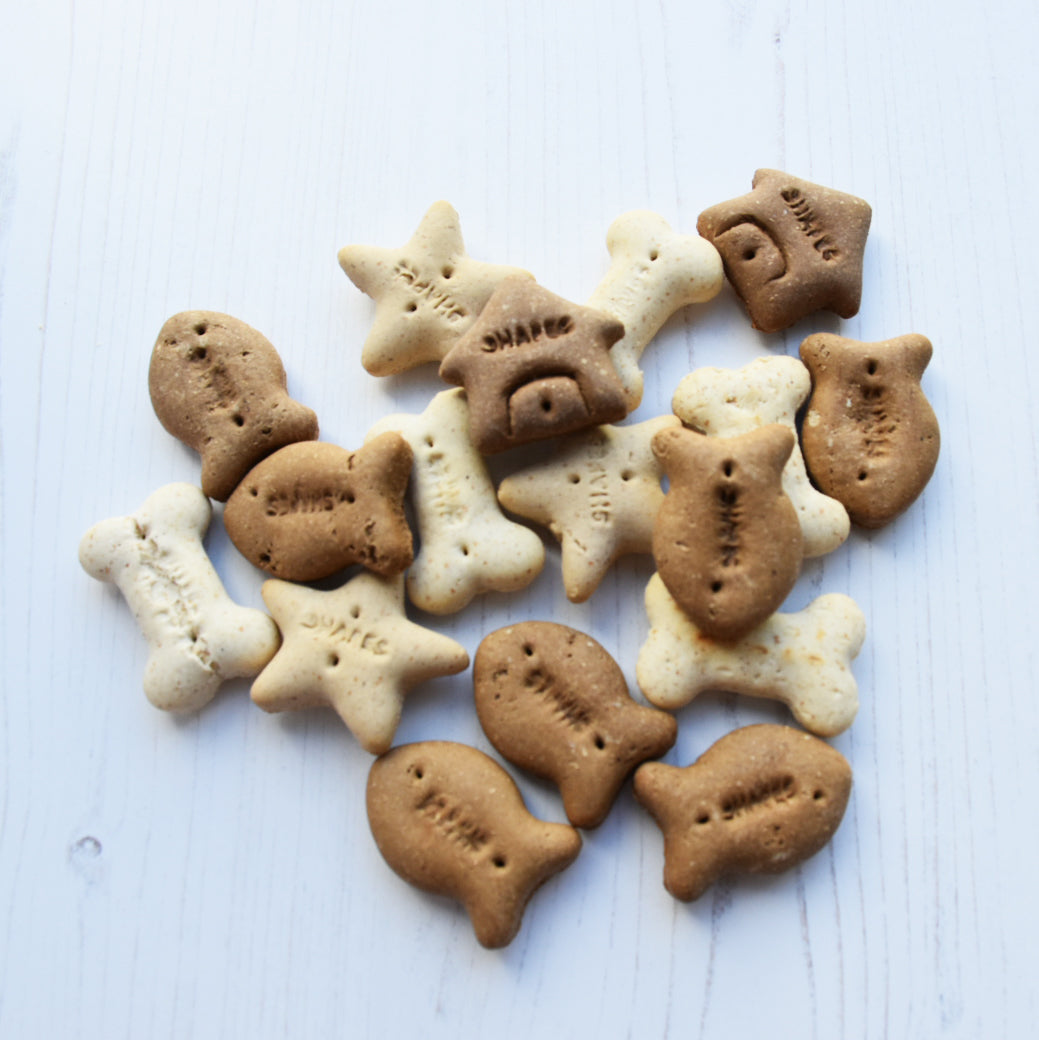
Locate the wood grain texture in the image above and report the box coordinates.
[2,0,1037,1036]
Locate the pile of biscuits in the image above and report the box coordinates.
[79,170,940,948]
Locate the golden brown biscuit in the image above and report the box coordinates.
[634,724,852,901]
[474,622,677,828]
[148,311,319,501]
[223,433,413,581]
[697,170,872,332]
[366,741,582,948]
[651,424,803,641]
[438,277,628,454]
[800,332,940,528]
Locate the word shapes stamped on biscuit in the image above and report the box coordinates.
[438,276,628,454]
[251,573,469,754]
[635,724,852,901]
[338,201,534,376]
[78,483,280,713]
[637,574,865,737]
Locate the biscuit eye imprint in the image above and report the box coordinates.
[593,734,606,751]
[232,413,245,427]
[711,581,723,593]
[193,322,208,335]
[696,811,711,825]
[620,469,634,481]
[328,652,340,668]
[568,473,581,484]
[722,459,735,478]
[350,605,361,619]
[406,302,418,313]
[743,247,758,261]
[249,487,258,497]
[813,789,825,801]
[492,855,507,869]
[523,644,534,657]
[858,471,868,481]
[867,359,879,375]
[460,544,470,557]
[442,266,454,279]
[649,249,659,262]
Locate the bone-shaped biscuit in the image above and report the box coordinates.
[637,574,865,736]
[367,389,544,614]
[78,483,280,712]
[671,356,850,557]
[586,212,723,410]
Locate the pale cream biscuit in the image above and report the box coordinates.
[367,389,545,614]
[78,483,280,712]
[498,415,678,602]
[637,574,865,736]
[671,357,850,557]
[586,211,723,409]
[251,573,469,754]
[338,201,534,376]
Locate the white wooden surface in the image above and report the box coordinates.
[2,0,1036,1036]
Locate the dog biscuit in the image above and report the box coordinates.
[367,388,544,613]
[585,211,723,409]
[338,201,534,376]
[697,170,872,332]
[439,277,628,454]
[651,424,803,641]
[671,357,849,557]
[634,724,852,901]
[474,622,677,829]
[497,416,678,602]
[637,574,864,736]
[251,574,469,754]
[78,483,280,712]
[800,332,940,528]
[148,311,319,501]
[366,741,582,948]
[223,433,413,581]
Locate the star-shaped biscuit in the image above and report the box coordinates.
[338,201,534,376]
[497,415,678,601]
[251,574,469,753]
[439,277,628,454]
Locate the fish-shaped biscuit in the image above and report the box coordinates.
[366,741,582,948]
[474,622,677,828]
[634,724,852,901]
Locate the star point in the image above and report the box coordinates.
[338,201,534,376]
[252,573,469,753]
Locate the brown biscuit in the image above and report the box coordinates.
[438,276,628,453]
[800,332,940,528]
[651,424,803,641]
[223,433,413,581]
[697,170,872,333]
[634,724,852,901]
[366,741,582,948]
[473,622,677,829]
[149,311,319,501]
